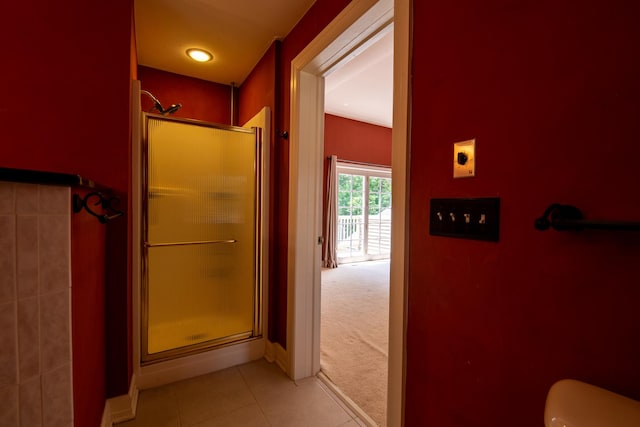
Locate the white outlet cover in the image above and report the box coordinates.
[453,139,475,178]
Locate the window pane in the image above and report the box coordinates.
[336,172,365,259]
[369,177,380,192]
[339,174,351,189]
[352,175,364,191]
[336,168,390,261]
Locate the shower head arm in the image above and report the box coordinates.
[140,89,163,111]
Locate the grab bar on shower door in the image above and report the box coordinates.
[144,239,237,248]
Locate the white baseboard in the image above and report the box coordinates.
[103,340,270,425]
[101,374,139,426]
[136,338,265,390]
[265,339,289,376]
[264,339,276,363]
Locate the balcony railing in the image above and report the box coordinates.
[336,213,391,260]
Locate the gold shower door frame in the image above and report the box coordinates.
[141,113,263,364]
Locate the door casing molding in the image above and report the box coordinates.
[287,0,409,425]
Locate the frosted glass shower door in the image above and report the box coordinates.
[143,115,260,362]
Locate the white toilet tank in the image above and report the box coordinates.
[545,379,640,427]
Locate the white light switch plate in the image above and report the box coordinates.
[453,139,475,178]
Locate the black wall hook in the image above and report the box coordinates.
[73,192,124,224]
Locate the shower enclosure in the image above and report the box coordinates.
[141,114,262,363]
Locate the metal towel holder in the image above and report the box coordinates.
[72,191,124,224]
[534,204,640,232]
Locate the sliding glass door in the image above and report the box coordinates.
[336,163,391,262]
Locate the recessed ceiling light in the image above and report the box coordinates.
[186,48,213,63]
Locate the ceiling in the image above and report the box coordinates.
[324,28,393,128]
[135,0,393,128]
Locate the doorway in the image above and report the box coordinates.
[322,160,392,425]
[287,0,409,426]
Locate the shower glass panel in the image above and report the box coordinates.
[142,115,261,362]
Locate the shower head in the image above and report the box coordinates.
[140,90,182,115]
[162,103,182,115]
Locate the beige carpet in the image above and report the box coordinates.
[321,260,389,426]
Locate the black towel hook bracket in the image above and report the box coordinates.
[73,192,124,224]
[534,204,640,232]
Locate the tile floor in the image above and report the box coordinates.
[117,358,367,427]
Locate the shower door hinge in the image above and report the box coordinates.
[317,236,324,245]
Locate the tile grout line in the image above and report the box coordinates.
[236,364,273,426]
[170,382,186,427]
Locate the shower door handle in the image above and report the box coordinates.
[144,239,237,248]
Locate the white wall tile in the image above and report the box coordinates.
[42,364,72,427]
[39,186,70,215]
[18,297,40,381]
[19,377,42,427]
[0,183,15,214]
[0,384,19,427]
[38,215,70,294]
[15,184,38,215]
[0,181,72,426]
[0,302,17,387]
[40,290,70,372]
[0,215,17,304]
[16,216,38,298]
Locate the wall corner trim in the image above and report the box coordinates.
[100,402,112,427]
[103,374,139,426]
[265,339,289,376]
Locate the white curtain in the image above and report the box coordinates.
[323,155,339,268]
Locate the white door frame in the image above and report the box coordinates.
[287,0,409,426]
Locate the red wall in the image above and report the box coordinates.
[105,197,131,397]
[238,42,281,341]
[405,0,640,425]
[2,1,134,426]
[238,43,278,126]
[71,189,107,427]
[238,0,351,348]
[138,66,232,124]
[323,114,392,253]
[324,114,392,166]
[272,0,351,348]
[2,4,132,194]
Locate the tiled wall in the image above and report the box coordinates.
[0,182,72,427]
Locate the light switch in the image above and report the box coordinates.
[429,197,500,241]
[453,139,475,178]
